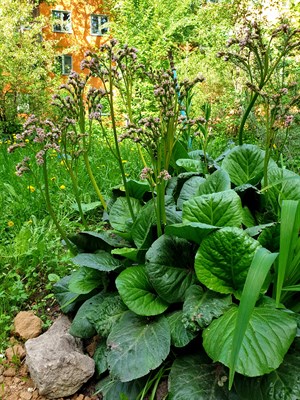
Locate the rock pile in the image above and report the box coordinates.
[0,311,99,400]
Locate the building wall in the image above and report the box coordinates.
[39,0,110,85]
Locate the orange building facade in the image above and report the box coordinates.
[39,0,110,82]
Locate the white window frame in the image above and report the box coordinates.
[57,55,72,75]
[52,10,72,33]
[90,14,109,36]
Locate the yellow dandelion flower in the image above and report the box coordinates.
[59,185,66,190]
[7,221,14,227]
[273,143,277,149]
[27,185,36,192]
[25,139,29,143]
[60,160,65,166]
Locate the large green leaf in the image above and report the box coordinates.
[263,166,300,213]
[131,200,156,249]
[168,354,233,400]
[87,293,128,337]
[116,266,169,316]
[182,285,232,331]
[170,140,190,169]
[96,376,146,400]
[111,247,143,262]
[167,310,197,347]
[222,144,265,186]
[68,230,130,253]
[146,235,196,303]
[195,227,261,297]
[109,197,142,232]
[68,267,104,294]
[234,341,300,399]
[183,190,243,227]
[107,312,170,382]
[177,176,206,209]
[93,339,108,376]
[276,200,300,307]
[71,250,122,272]
[203,306,297,377]
[176,158,204,173]
[112,179,150,200]
[69,292,105,338]
[53,275,85,313]
[228,248,279,387]
[165,222,218,244]
[165,195,182,225]
[196,169,231,196]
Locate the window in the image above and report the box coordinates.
[52,10,71,33]
[57,55,72,75]
[90,15,109,36]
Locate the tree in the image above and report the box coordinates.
[0,0,58,135]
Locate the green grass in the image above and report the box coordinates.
[0,130,143,352]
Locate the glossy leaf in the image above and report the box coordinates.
[116,266,169,316]
[165,222,218,244]
[111,247,141,262]
[167,310,197,347]
[196,169,231,196]
[96,376,146,400]
[263,166,300,213]
[109,197,142,232]
[183,190,243,227]
[228,248,278,387]
[182,285,232,331]
[68,267,104,294]
[195,227,260,297]
[176,158,204,173]
[131,200,156,249]
[71,250,122,272]
[146,235,196,303]
[53,275,83,313]
[107,312,170,381]
[177,176,206,209]
[69,292,105,338]
[93,339,108,376]
[234,342,300,399]
[112,179,150,200]
[276,200,300,306]
[169,354,233,400]
[222,144,265,186]
[87,293,128,337]
[203,306,297,377]
[68,230,130,253]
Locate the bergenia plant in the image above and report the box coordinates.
[51,71,108,212]
[8,115,77,253]
[217,18,300,152]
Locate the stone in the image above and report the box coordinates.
[20,391,33,400]
[14,312,43,340]
[25,316,95,399]
[5,344,26,361]
[74,395,85,400]
[3,367,16,377]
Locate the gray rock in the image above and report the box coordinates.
[25,315,95,399]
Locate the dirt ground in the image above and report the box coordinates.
[0,351,101,400]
